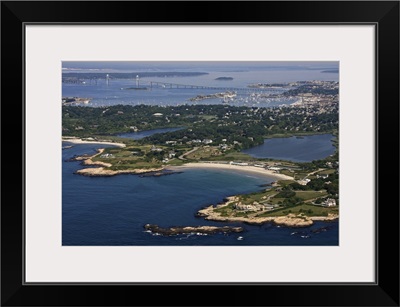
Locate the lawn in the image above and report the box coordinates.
[295,190,328,200]
[278,180,296,186]
[185,146,223,160]
[280,170,295,177]
[257,203,338,217]
[208,150,255,161]
[316,169,336,175]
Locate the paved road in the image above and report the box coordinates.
[178,147,199,160]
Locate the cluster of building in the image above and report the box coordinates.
[290,94,338,115]
[100,153,113,158]
[233,200,278,212]
[62,97,91,105]
[184,138,213,145]
[149,145,177,163]
[323,198,337,207]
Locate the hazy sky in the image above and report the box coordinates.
[62,61,339,73]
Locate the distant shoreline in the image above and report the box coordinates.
[169,162,294,181]
[62,137,126,148]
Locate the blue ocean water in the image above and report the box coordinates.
[62,143,338,246]
[242,134,336,162]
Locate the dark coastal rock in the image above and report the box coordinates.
[195,210,208,217]
[138,170,183,178]
[144,224,243,236]
[73,170,110,177]
[311,226,331,233]
[65,154,90,162]
[195,204,216,217]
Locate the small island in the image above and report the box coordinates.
[215,76,234,81]
[144,224,243,236]
[188,91,236,102]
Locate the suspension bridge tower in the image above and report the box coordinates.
[136,75,140,88]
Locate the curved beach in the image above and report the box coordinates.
[62,137,126,148]
[170,162,294,181]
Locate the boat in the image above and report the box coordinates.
[237,236,244,240]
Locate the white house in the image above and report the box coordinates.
[324,198,337,207]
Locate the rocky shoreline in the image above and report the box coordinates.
[75,167,165,177]
[144,224,243,236]
[197,197,338,227]
[69,148,164,177]
[138,170,183,178]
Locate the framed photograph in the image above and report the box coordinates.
[2,1,399,306]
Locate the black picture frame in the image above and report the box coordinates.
[1,1,399,306]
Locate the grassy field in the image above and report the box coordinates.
[316,169,336,175]
[279,170,296,177]
[268,197,285,205]
[239,190,270,203]
[214,202,236,216]
[292,172,311,180]
[257,204,338,217]
[278,180,296,186]
[109,164,161,171]
[185,146,223,160]
[91,144,165,170]
[295,190,328,200]
[207,150,255,161]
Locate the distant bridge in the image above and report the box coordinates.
[141,80,284,92]
[63,76,286,93]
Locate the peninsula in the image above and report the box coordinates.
[63,80,339,228]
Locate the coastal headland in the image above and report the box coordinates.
[197,197,338,227]
[69,146,294,179]
[69,147,164,176]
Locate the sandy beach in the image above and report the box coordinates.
[170,162,294,181]
[62,137,126,148]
